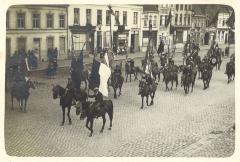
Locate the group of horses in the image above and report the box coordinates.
[7,46,235,137]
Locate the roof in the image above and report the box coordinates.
[143,5,158,12]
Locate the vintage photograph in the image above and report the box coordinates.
[4,4,235,157]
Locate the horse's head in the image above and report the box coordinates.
[26,78,35,89]
[75,102,82,116]
[80,102,91,120]
[138,80,146,94]
[52,85,61,99]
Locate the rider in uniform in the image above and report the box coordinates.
[88,87,103,118]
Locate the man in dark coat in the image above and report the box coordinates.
[88,87,104,118]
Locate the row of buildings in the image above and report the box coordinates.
[6,4,234,61]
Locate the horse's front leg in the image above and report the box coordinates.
[114,88,117,99]
[141,96,144,109]
[125,74,128,82]
[171,80,173,90]
[60,106,65,126]
[89,119,94,137]
[67,106,72,125]
[100,115,106,133]
[130,74,132,82]
[146,95,149,106]
[158,73,160,82]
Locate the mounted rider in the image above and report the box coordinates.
[88,87,104,118]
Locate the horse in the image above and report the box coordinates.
[225,61,235,83]
[125,61,138,82]
[52,85,75,126]
[110,74,124,99]
[138,80,158,109]
[152,63,162,82]
[201,64,213,89]
[162,65,179,91]
[181,67,197,94]
[78,100,113,137]
[11,78,35,113]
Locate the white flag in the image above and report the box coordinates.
[104,52,109,67]
[98,63,111,97]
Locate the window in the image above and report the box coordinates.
[175,14,178,24]
[86,9,91,24]
[115,11,119,25]
[165,15,168,26]
[188,15,190,25]
[184,15,186,25]
[97,10,102,25]
[6,11,9,28]
[17,37,26,51]
[185,5,187,10]
[47,37,54,49]
[133,12,138,25]
[74,8,80,24]
[176,5,179,11]
[106,10,110,25]
[223,20,225,26]
[17,13,25,28]
[180,14,182,25]
[59,15,65,28]
[153,16,157,27]
[144,15,148,27]
[160,15,163,26]
[47,14,53,28]
[32,13,40,28]
[123,11,127,25]
[59,37,65,54]
[189,5,191,10]
[180,5,183,10]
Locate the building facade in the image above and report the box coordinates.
[6,5,68,60]
[141,10,159,52]
[191,14,207,45]
[158,4,175,52]
[68,4,143,55]
[174,4,193,47]
[216,12,230,44]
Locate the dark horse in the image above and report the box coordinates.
[202,64,213,89]
[162,65,179,91]
[110,74,124,99]
[78,100,113,137]
[225,61,235,83]
[11,78,35,112]
[125,61,139,82]
[181,67,197,94]
[138,80,158,109]
[52,85,74,126]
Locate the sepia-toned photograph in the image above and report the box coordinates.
[4,3,235,157]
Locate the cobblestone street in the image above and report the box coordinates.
[4,48,235,157]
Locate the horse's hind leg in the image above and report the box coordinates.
[60,107,65,126]
[67,106,72,125]
[85,80,88,90]
[100,115,106,133]
[23,99,27,113]
[11,93,14,110]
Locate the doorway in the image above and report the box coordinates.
[33,38,41,60]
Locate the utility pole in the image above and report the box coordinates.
[108,5,114,49]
